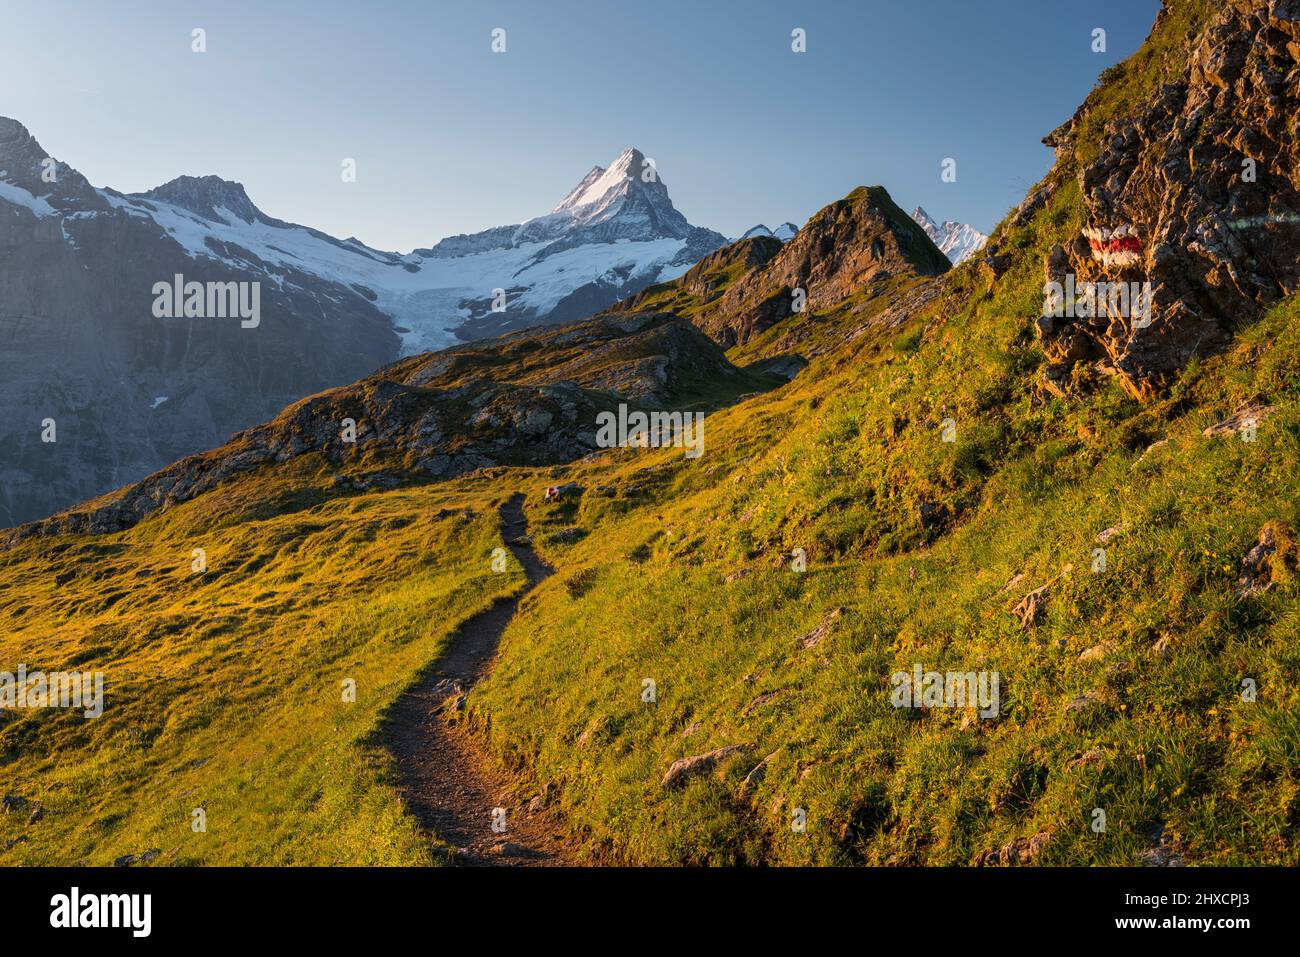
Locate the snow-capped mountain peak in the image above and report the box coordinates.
[911,205,939,233]
[0,116,102,214]
[525,146,692,245]
[737,222,798,242]
[910,206,987,265]
[553,147,647,211]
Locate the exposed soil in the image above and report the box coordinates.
[383,492,576,866]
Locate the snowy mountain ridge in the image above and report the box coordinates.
[737,222,798,242]
[0,124,728,354]
[910,206,987,265]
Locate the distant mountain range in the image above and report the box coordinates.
[6,180,951,547]
[910,206,988,264]
[738,223,799,242]
[0,113,985,528]
[0,120,727,525]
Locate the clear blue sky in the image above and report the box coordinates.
[1,0,1160,251]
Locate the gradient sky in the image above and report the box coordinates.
[1,0,1160,252]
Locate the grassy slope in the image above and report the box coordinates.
[465,0,1298,864]
[474,287,1300,865]
[0,459,528,864]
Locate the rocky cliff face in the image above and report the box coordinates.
[741,186,948,312]
[1032,0,1300,400]
[0,118,398,528]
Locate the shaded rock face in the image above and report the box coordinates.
[1038,0,1300,400]
[703,186,949,348]
[0,119,399,528]
[2,375,621,547]
[396,312,771,409]
[139,174,267,224]
[603,235,786,348]
[681,236,785,301]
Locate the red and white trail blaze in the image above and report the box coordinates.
[1083,224,1142,267]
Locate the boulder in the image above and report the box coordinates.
[1236,524,1280,598]
[977,829,1052,866]
[796,607,844,649]
[661,745,750,789]
[1079,641,1115,662]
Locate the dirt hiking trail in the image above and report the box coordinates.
[384,493,576,866]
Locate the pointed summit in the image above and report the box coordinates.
[612,185,949,350]
[547,147,673,223]
[511,146,697,249]
[0,116,53,195]
[911,206,938,231]
[0,116,41,157]
[0,116,101,212]
[909,205,987,265]
[552,148,648,209]
[604,146,646,177]
[137,174,266,224]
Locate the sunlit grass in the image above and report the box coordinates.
[0,472,525,865]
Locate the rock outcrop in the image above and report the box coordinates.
[605,186,949,350]
[1035,0,1300,399]
[398,311,774,409]
[2,375,620,547]
[661,745,750,788]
